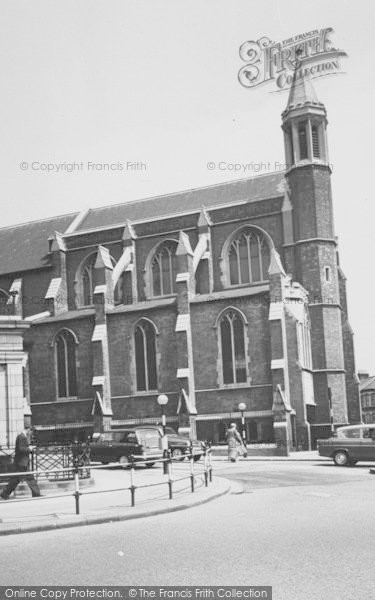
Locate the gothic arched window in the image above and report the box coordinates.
[219,310,247,384]
[76,252,123,307]
[134,319,158,391]
[55,329,77,398]
[151,241,178,297]
[228,228,270,286]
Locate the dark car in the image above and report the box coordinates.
[317,424,375,466]
[135,425,205,461]
[89,428,163,467]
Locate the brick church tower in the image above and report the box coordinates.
[281,72,361,443]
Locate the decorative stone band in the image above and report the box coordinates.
[196,410,273,420]
[176,272,189,283]
[273,422,288,427]
[33,422,94,430]
[92,375,105,386]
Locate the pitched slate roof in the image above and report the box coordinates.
[359,376,375,392]
[75,172,286,232]
[0,172,286,276]
[0,213,78,275]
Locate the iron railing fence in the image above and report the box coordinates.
[0,446,213,514]
[0,442,91,480]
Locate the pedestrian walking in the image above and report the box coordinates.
[226,422,246,462]
[0,425,42,499]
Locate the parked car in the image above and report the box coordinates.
[89,428,163,467]
[135,425,205,461]
[317,424,375,466]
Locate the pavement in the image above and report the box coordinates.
[0,460,230,536]
[0,451,327,536]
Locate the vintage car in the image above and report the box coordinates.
[90,426,205,466]
[89,428,163,467]
[134,425,205,461]
[317,424,375,466]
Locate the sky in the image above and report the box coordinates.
[0,0,374,372]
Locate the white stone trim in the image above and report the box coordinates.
[197,410,273,421]
[177,368,190,378]
[176,272,189,283]
[45,277,62,299]
[271,359,285,369]
[93,284,107,295]
[269,303,283,320]
[25,311,50,322]
[91,324,106,342]
[92,375,105,386]
[175,314,190,332]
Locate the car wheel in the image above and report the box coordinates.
[333,451,349,466]
[172,448,185,461]
[119,455,130,468]
[101,461,109,465]
[145,462,155,468]
[193,454,202,462]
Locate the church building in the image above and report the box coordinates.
[0,74,361,451]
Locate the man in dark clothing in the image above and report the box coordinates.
[0,426,41,499]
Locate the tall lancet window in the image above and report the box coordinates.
[311,123,320,158]
[298,121,308,160]
[219,310,247,385]
[151,241,178,297]
[228,228,270,286]
[134,319,158,391]
[55,329,77,398]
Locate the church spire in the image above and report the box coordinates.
[281,60,329,169]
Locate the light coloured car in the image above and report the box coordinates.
[317,424,375,466]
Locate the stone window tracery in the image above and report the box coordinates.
[150,240,178,297]
[228,228,270,286]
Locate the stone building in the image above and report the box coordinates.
[0,74,361,450]
[358,371,375,424]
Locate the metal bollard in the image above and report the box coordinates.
[203,445,208,487]
[167,451,173,500]
[130,455,136,507]
[208,443,213,482]
[189,444,195,493]
[74,464,80,515]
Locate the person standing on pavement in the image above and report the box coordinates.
[226,422,245,463]
[0,425,42,499]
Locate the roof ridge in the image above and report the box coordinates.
[0,211,79,232]
[86,170,286,214]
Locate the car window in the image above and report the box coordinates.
[362,428,375,439]
[165,427,176,435]
[99,433,113,442]
[137,429,160,446]
[337,429,360,439]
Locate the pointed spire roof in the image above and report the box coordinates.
[282,62,325,119]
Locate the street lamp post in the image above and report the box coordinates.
[157,394,169,474]
[238,402,247,446]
